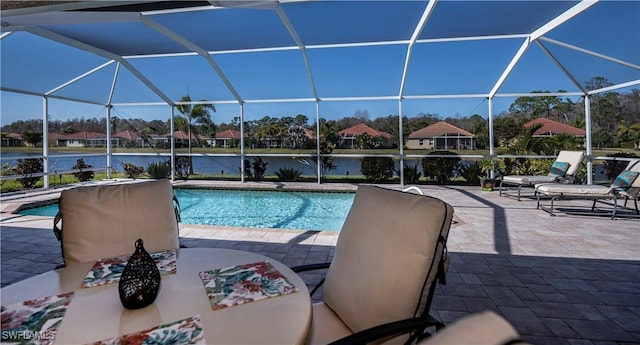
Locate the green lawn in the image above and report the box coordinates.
[3,146,636,156]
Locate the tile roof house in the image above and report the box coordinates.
[151,130,201,148]
[338,123,393,149]
[87,130,143,148]
[1,132,23,147]
[407,121,475,150]
[57,131,102,147]
[213,129,246,148]
[48,132,65,146]
[524,118,586,137]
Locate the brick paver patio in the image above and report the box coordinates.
[1,181,639,344]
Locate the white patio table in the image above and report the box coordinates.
[1,248,312,344]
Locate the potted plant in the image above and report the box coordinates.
[479,158,497,191]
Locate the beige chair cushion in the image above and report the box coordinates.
[306,302,354,345]
[502,175,556,185]
[536,183,612,196]
[556,150,585,177]
[59,180,180,265]
[322,185,454,339]
[419,311,523,345]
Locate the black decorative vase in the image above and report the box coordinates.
[118,239,161,310]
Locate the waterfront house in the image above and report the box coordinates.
[407,121,475,150]
[338,123,393,149]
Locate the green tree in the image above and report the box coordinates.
[493,116,519,146]
[294,114,309,127]
[360,157,394,182]
[319,119,340,147]
[72,158,95,182]
[469,114,488,149]
[15,158,43,189]
[509,91,565,119]
[421,151,460,184]
[176,95,216,174]
[355,133,372,149]
[592,129,612,149]
[617,120,640,148]
[21,131,42,147]
[508,123,547,155]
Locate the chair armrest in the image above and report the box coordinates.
[328,316,445,345]
[53,212,62,241]
[173,195,181,223]
[290,262,331,296]
[290,262,331,273]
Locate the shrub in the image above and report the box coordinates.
[242,158,268,181]
[318,142,337,182]
[360,157,395,182]
[72,158,94,182]
[252,157,268,180]
[147,161,171,179]
[174,156,191,179]
[421,151,460,184]
[274,167,303,181]
[122,162,144,179]
[395,162,421,184]
[458,161,482,185]
[1,163,14,189]
[527,158,554,176]
[15,158,43,189]
[243,159,252,179]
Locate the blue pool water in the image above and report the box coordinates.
[19,189,355,232]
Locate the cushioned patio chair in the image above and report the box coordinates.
[292,185,454,344]
[53,179,181,265]
[418,311,525,345]
[499,151,585,200]
[535,159,640,219]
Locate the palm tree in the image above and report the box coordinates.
[506,123,549,175]
[508,123,547,155]
[176,95,215,174]
[617,121,640,149]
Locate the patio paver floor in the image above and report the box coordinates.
[1,181,638,344]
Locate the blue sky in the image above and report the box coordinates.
[1,0,638,128]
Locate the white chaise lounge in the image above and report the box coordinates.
[535,159,640,219]
[499,151,585,200]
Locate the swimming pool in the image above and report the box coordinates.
[18,189,355,232]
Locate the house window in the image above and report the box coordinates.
[419,139,424,146]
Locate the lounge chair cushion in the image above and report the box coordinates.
[548,161,570,177]
[322,185,453,337]
[612,170,639,191]
[502,175,556,185]
[59,180,180,265]
[536,183,612,196]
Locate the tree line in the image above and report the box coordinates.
[2,77,639,150]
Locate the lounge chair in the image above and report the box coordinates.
[499,150,585,200]
[535,159,640,219]
[52,180,181,265]
[292,185,454,344]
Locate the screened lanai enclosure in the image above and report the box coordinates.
[1,0,639,186]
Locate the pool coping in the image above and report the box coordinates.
[1,180,364,233]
